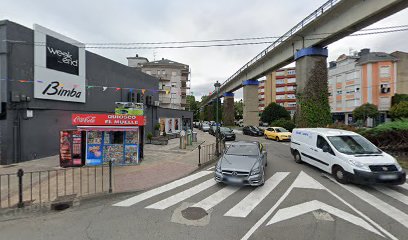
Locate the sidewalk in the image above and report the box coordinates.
[0,130,216,208]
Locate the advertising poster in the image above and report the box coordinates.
[86,131,103,165]
[166,118,173,133]
[125,145,139,164]
[159,118,166,133]
[103,145,124,164]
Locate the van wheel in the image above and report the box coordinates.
[333,166,349,184]
[294,151,302,164]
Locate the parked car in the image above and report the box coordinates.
[243,126,263,136]
[201,123,210,132]
[290,128,406,185]
[264,127,292,141]
[209,126,217,135]
[219,127,236,141]
[214,141,267,186]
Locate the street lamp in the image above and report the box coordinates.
[214,81,221,157]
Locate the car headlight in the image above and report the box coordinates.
[250,164,260,176]
[395,162,403,171]
[216,162,222,173]
[347,159,370,171]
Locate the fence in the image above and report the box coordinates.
[0,163,112,209]
[198,140,225,166]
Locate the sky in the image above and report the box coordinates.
[1,0,408,101]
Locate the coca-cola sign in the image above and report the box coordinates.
[72,114,145,126]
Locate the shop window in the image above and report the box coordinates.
[136,93,141,103]
[105,131,124,144]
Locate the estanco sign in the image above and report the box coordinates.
[72,114,146,126]
[34,24,86,103]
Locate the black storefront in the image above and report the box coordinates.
[0,20,192,165]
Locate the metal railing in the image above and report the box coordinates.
[198,140,225,167]
[0,163,112,209]
[205,0,342,103]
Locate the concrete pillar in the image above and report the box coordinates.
[243,80,259,126]
[295,47,331,127]
[223,92,235,126]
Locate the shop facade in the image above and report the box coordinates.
[0,20,192,165]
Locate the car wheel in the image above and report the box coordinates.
[275,137,280,142]
[264,135,268,139]
[259,170,265,186]
[333,166,349,184]
[294,151,302,164]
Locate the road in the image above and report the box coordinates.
[0,131,407,240]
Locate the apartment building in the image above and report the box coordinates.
[128,57,190,110]
[261,68,297,116]
[328,49,408,124]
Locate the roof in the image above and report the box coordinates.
[293,128,359,136]
[142,58,188,68]
[356,52,398,65]
[231,141,260,146]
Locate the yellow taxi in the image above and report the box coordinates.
[264,127,292,141]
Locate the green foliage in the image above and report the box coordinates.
[295,58,331,127]
[147,132,153,141]
[361,120,408,135]
[187,95,200,121]
[234,100,243,120]
[389,101,408,120]
[391,93,408,106]
[352,103,379,122]
[260,103,290,124]
[154,123,161,130]
[271,118,296,132]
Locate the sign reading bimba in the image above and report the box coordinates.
[72,114,146,126]
[34,24,86,103]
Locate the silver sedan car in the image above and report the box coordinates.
[214,141,267,186]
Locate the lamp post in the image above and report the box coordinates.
[214,81,221,157]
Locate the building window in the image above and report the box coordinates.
[380,83,391,94]
[276,79,285,84]
[276,95,285,100]
[287,69,296,75]
[146,70,151,75]
[286,86,295,91]
[287,78,296,83]
[171,82,177,88]
[162,70,166,75]
[337,90,342,95]
[287,94,296,99]
[276,71,285,76]
[276,87,285,92]
[380,66,390,78]
[172,71,177,76]
[288,103,296,108]
[157,70,161,75]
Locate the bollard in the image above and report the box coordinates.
[198,145,201,167]
[17,169,24,208]
[108,160,113,193]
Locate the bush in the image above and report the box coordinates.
[271,118,296,132]
[389,101,408,120]
[352,103,379,125]
[154,123,161,131]
[359,121,408,151]
[261,103,290,125]
[147,132,153,141]
[391,93,408,106]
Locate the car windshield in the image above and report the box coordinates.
[225,144,259,156]
[327,135,381,155]
[220,127,232,133]
[251,126,261,131]
[202,124,209,127]
[275,128,289,133]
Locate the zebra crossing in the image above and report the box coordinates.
[113,169,408,238]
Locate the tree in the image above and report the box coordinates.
[389,101,408,120]
[186,95,200,121]
[391,93,408,106]
[352,103,379,125]
[234,100,243,120]
[261,103,290,125]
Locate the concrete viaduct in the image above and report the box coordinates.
[201,0,408,126]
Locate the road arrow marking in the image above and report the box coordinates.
[241,171,397,240]
[267,200,382,236]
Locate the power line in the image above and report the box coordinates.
[6,25,408,49]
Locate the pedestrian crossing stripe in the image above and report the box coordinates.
[113,171,212,207]
[374,185,408,207]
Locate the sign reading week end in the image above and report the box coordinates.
[72,114,146,126]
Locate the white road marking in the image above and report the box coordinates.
[334,179,408,229]
[192,186,240,211]
[401,183,408,191]
[225,172,290,218]
[242,172,397,240]
[374,186,408,206]
[146,179,216,210]
[113,171,212,207]
[206,166,215,171]
[267,200,382,237]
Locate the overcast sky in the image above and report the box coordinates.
[1,0,408,101]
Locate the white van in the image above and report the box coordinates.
[290,128,406,185]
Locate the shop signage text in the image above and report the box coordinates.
[46,35,79,75]
[72,114,146,126]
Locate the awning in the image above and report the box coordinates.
[77,126,139,131]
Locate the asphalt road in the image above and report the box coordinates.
[0,131,407,240]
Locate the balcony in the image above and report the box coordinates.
[159,96,171,104]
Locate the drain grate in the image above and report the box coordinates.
[51,203,71,211]
[181,207,208,220]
